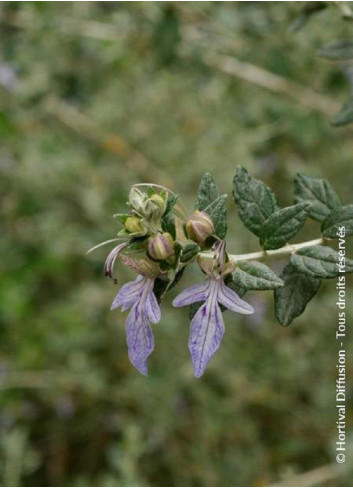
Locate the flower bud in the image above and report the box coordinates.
[128,187,146,213]
[186,211,214,245]
[144,194,166,222]
[147,232,174,261]
[125,216,143,234]
[149,193,166,212]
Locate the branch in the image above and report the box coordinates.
[202,52,340,116]
[199,237,324,264]
[42,96,172,184]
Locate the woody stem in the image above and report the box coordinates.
[199,237,325,264]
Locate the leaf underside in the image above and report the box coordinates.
[233,261,284,291]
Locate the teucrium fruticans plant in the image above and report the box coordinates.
[89,168,353,377]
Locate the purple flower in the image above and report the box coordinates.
[111,275,161,376]
[173,241,254,378]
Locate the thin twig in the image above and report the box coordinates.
[202,52,340,116]
[42,96,171,184]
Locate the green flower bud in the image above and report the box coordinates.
[144,194,166,222]
[186,211,214,245]
[125,216,143,234]
[147,232,175,261]
[128,188,146,213]
[149,193,166,212]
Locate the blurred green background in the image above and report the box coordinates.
[0,2,352,486]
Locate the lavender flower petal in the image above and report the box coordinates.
[111,275,145,311]
[218,283,254,315]
[189,299,225,378]
[126,303,155,376]
[145,288,161,324]
[172,281,209,307]
[104,242,128,281]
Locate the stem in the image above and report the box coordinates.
[199,237,324,264]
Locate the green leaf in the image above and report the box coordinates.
[233,166,279,237]
[233,261,284,291]
[331,97,353,127]
[180,243,200,263]
[319,40,353,60]
[163,193,178,216]
[294,173,341,222]
[146,186,155,198]
[274,264,321,327]
[204,194,228,239]
[291,245,353,278]
[195,173,221,211]
[260,202,310,250]
[161,212,176,239]
[224,275,246,298]
[113,213,130,224]
[125,238,147,254]
[321,205,353,238]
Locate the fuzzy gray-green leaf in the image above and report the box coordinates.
[195,173,221,211]
[161,212,176,239]
[180,243,200,263]
[291,245,353,278]
[163,193,179,216]
[204,194,228,239]
[321,205,353,238]
[294,173,341,222]
[233,261,284,291]
[274,264,321,327]
[260,202,310,250]
[233,166,279,237]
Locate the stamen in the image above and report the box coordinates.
[86,238,124,255]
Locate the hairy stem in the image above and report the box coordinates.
[199,237,325,264]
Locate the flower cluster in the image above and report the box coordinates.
[89,183,254,377]
[89,169,353,377]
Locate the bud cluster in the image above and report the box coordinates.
[104,185,217,283]
[114,187,169,239]
[127,188,167,233]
